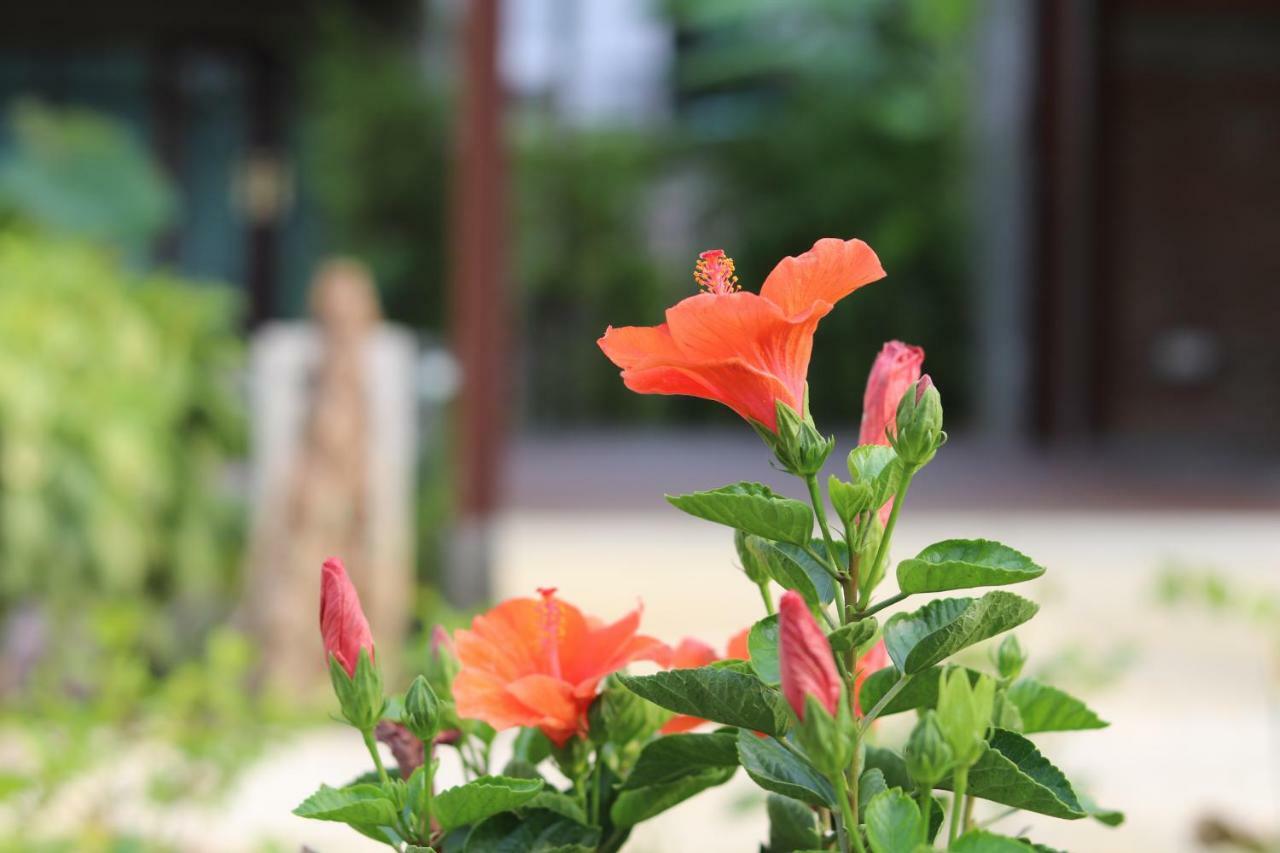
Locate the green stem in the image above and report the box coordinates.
[859,674,911,733]
[420,748,435,843]
[864,469,915,608]
[802,543,846,582]
[757,581,775,615]
[805,474,846,579]
[832,772,866,853]
[948,767,969,847]
[917,787,933,846]
[856,591,910,619]
[963,792,976,833]
[361,728,391,786]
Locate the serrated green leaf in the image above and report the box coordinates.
[612,735,737,827]
[865,788,924,853]
[1006,678,1108,733]
[434,776,544,831]
[667,482,813,544]
[864,746,912,791]
[744,535,836,605]
[940,729,1084,820]
[464,809,600,852]
[748,614,781,685]
[736,730,835,807]
[617,667,791,736]
[611,765,736,826]
[767,794,822,852]
[884,592,1039,674]
[292,783,399,826]
[951,830,1036,851]
[847,444,900,500]
[897,539,1045,594]
[858,666,983,718]
[522,791,587,824]
[622,733,739,789]
[828,617,877,654]
[856,768,888,821]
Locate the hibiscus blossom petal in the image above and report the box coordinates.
[759,237,885,320]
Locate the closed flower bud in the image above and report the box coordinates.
[778,591,842,720]
[320,557,384,730]
[995,634,1027,682]
[904,710,955,788]
[936,668,995,768]
[892,375,944,469]
[770,402,835,477]
[403,675,441,741]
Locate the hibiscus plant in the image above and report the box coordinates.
[295,238,1121,852]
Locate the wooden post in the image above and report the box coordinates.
[447,0,506,605]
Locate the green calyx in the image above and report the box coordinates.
[935,666,995,768]
[904,709,955,788]
[891,376,944,469]
[795,693,854,778]
[329,647,385,732]
[404,675,441,741]
[767,401,835,477]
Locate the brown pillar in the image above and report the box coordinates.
[447,0,506,605]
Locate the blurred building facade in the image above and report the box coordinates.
[1,0,1276,452]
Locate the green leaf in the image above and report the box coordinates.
[951,830,1036,851]
[897,539,1045,594]
[292,783,399,826]
[767,794,822,852]
[941,729,1085,820]
[828,617,877,655]
[612,735,738,826]
[864,746,912,791]
[856,768,888,821]
[748,614,781,685]
[864,788,924,853]
[1006,679,1108,733]
[465,809,600,852]
[611,766,736,826]
[617,667,791,736]
[744,535,836,605]
[622,733,739,789]
[522,791,587,825]
[884,592,1039,674]
[847,444,900,503]
[434,776,544,831]
[858,666,983,718]
[667,482,813,545]
[736,730,835,808]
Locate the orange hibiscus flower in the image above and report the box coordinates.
[453,588,668,746]
[598,238,885,431]
[660,628,751,734]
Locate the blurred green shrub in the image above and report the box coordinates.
[666,0,976,424]
[302,11,450,330]
[0,231,244,655]
[0,101,175,257]
[517,129,680,424]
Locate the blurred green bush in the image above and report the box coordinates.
[0,231,245,655]
[667,0,977,424]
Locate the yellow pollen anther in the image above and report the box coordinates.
[694,249,739,295]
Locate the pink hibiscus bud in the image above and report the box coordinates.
[430,624,455,658]
[320,557,376,678]
[778,591,842,720]
[859,340,924,447]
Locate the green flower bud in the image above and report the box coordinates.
[936,668,995,767]
[904,710,955,787]
[794,693,855,778]
[994,634,1027,682]
[328,647,385,731]
[891,375,944,469]
[769,401,835,477]
[403,675,441,741]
